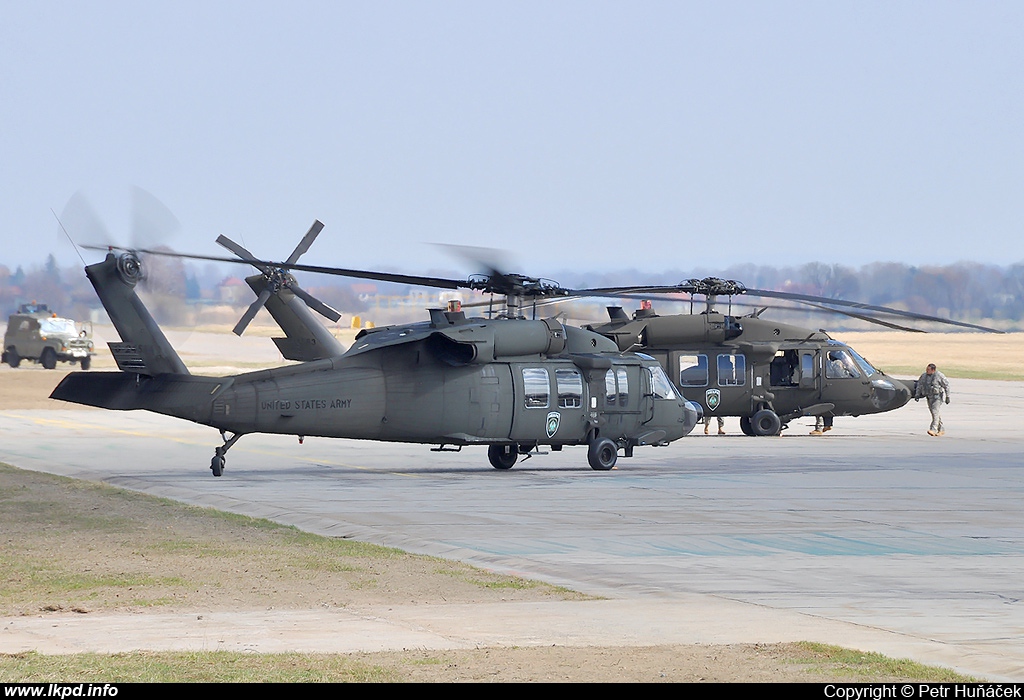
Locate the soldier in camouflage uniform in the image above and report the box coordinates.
[914,363,950,436]
[704,416,726,435]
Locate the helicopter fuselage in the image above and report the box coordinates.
[588,310,912,435]
[50,254,699,474]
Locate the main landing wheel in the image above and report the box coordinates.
[751,409,782,436]
[739,416,754,436]
[488,444,517,470]
[588,438,618,471]
[210,453,225,477]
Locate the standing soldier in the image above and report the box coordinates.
[914,363,951,436]
[704,416,726,435]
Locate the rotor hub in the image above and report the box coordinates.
[116,252,144,286]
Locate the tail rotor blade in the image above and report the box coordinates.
[216,235,266,270]
[289,284,342,322]
[233,288,273,336]
[285,220,324,265]
[62,191,112,247]
[131,186,180,250]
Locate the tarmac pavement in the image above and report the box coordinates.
[1,377,1022,679]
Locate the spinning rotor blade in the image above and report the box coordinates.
[131,186,180,249]
[62,191,113,247]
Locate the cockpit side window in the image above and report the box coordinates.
[605,369,617,406]
[616,368,629,406]
[824,349,861,379]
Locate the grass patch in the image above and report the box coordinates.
[882,365,1024,381]
[0,462,580,615]
[0,651,396,683]
[792,642,977,682]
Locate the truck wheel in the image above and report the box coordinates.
[80,355,91,371]
[4,348,19,368]
[41,348,57,370]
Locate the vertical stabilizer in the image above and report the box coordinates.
[245,275,345,361]
[87,253,189,375]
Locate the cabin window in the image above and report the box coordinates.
[605,369,617,405]
[522,367,549,408]
[717,354,746,387]
[679,354,708,387]
[555,369,583,409]
[648,366,678,400]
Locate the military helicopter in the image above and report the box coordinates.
[579,277,1003,436]
[51,222,701,476]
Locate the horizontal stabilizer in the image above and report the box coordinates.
[51,372,231,422]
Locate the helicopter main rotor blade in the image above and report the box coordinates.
[582,281,1003,333]
[233,288,273,336]
[571,290,932,332]
[742,287,1003,333]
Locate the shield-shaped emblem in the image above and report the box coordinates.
[706,389,721,411]
[546,411,561,438]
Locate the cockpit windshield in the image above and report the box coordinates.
[827,340,876,377]
[647,366,678,400]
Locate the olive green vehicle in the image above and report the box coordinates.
[3,304,95,370]
[50,222,700,477]
[583,278,1001,436]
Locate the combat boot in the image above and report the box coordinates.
[810,430,823,436]
[704,424,709,435]
[927,430,937,436]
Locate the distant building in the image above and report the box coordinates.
[218,277,249,304]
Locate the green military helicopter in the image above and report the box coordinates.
[51,222,700,476]
[579,277,1002,436]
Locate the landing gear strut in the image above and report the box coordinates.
[211,430,243,477]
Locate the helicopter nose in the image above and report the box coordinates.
[870,377,912,411]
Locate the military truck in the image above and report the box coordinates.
[3,304,95,370]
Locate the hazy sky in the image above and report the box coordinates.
[3,1,1023,282]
